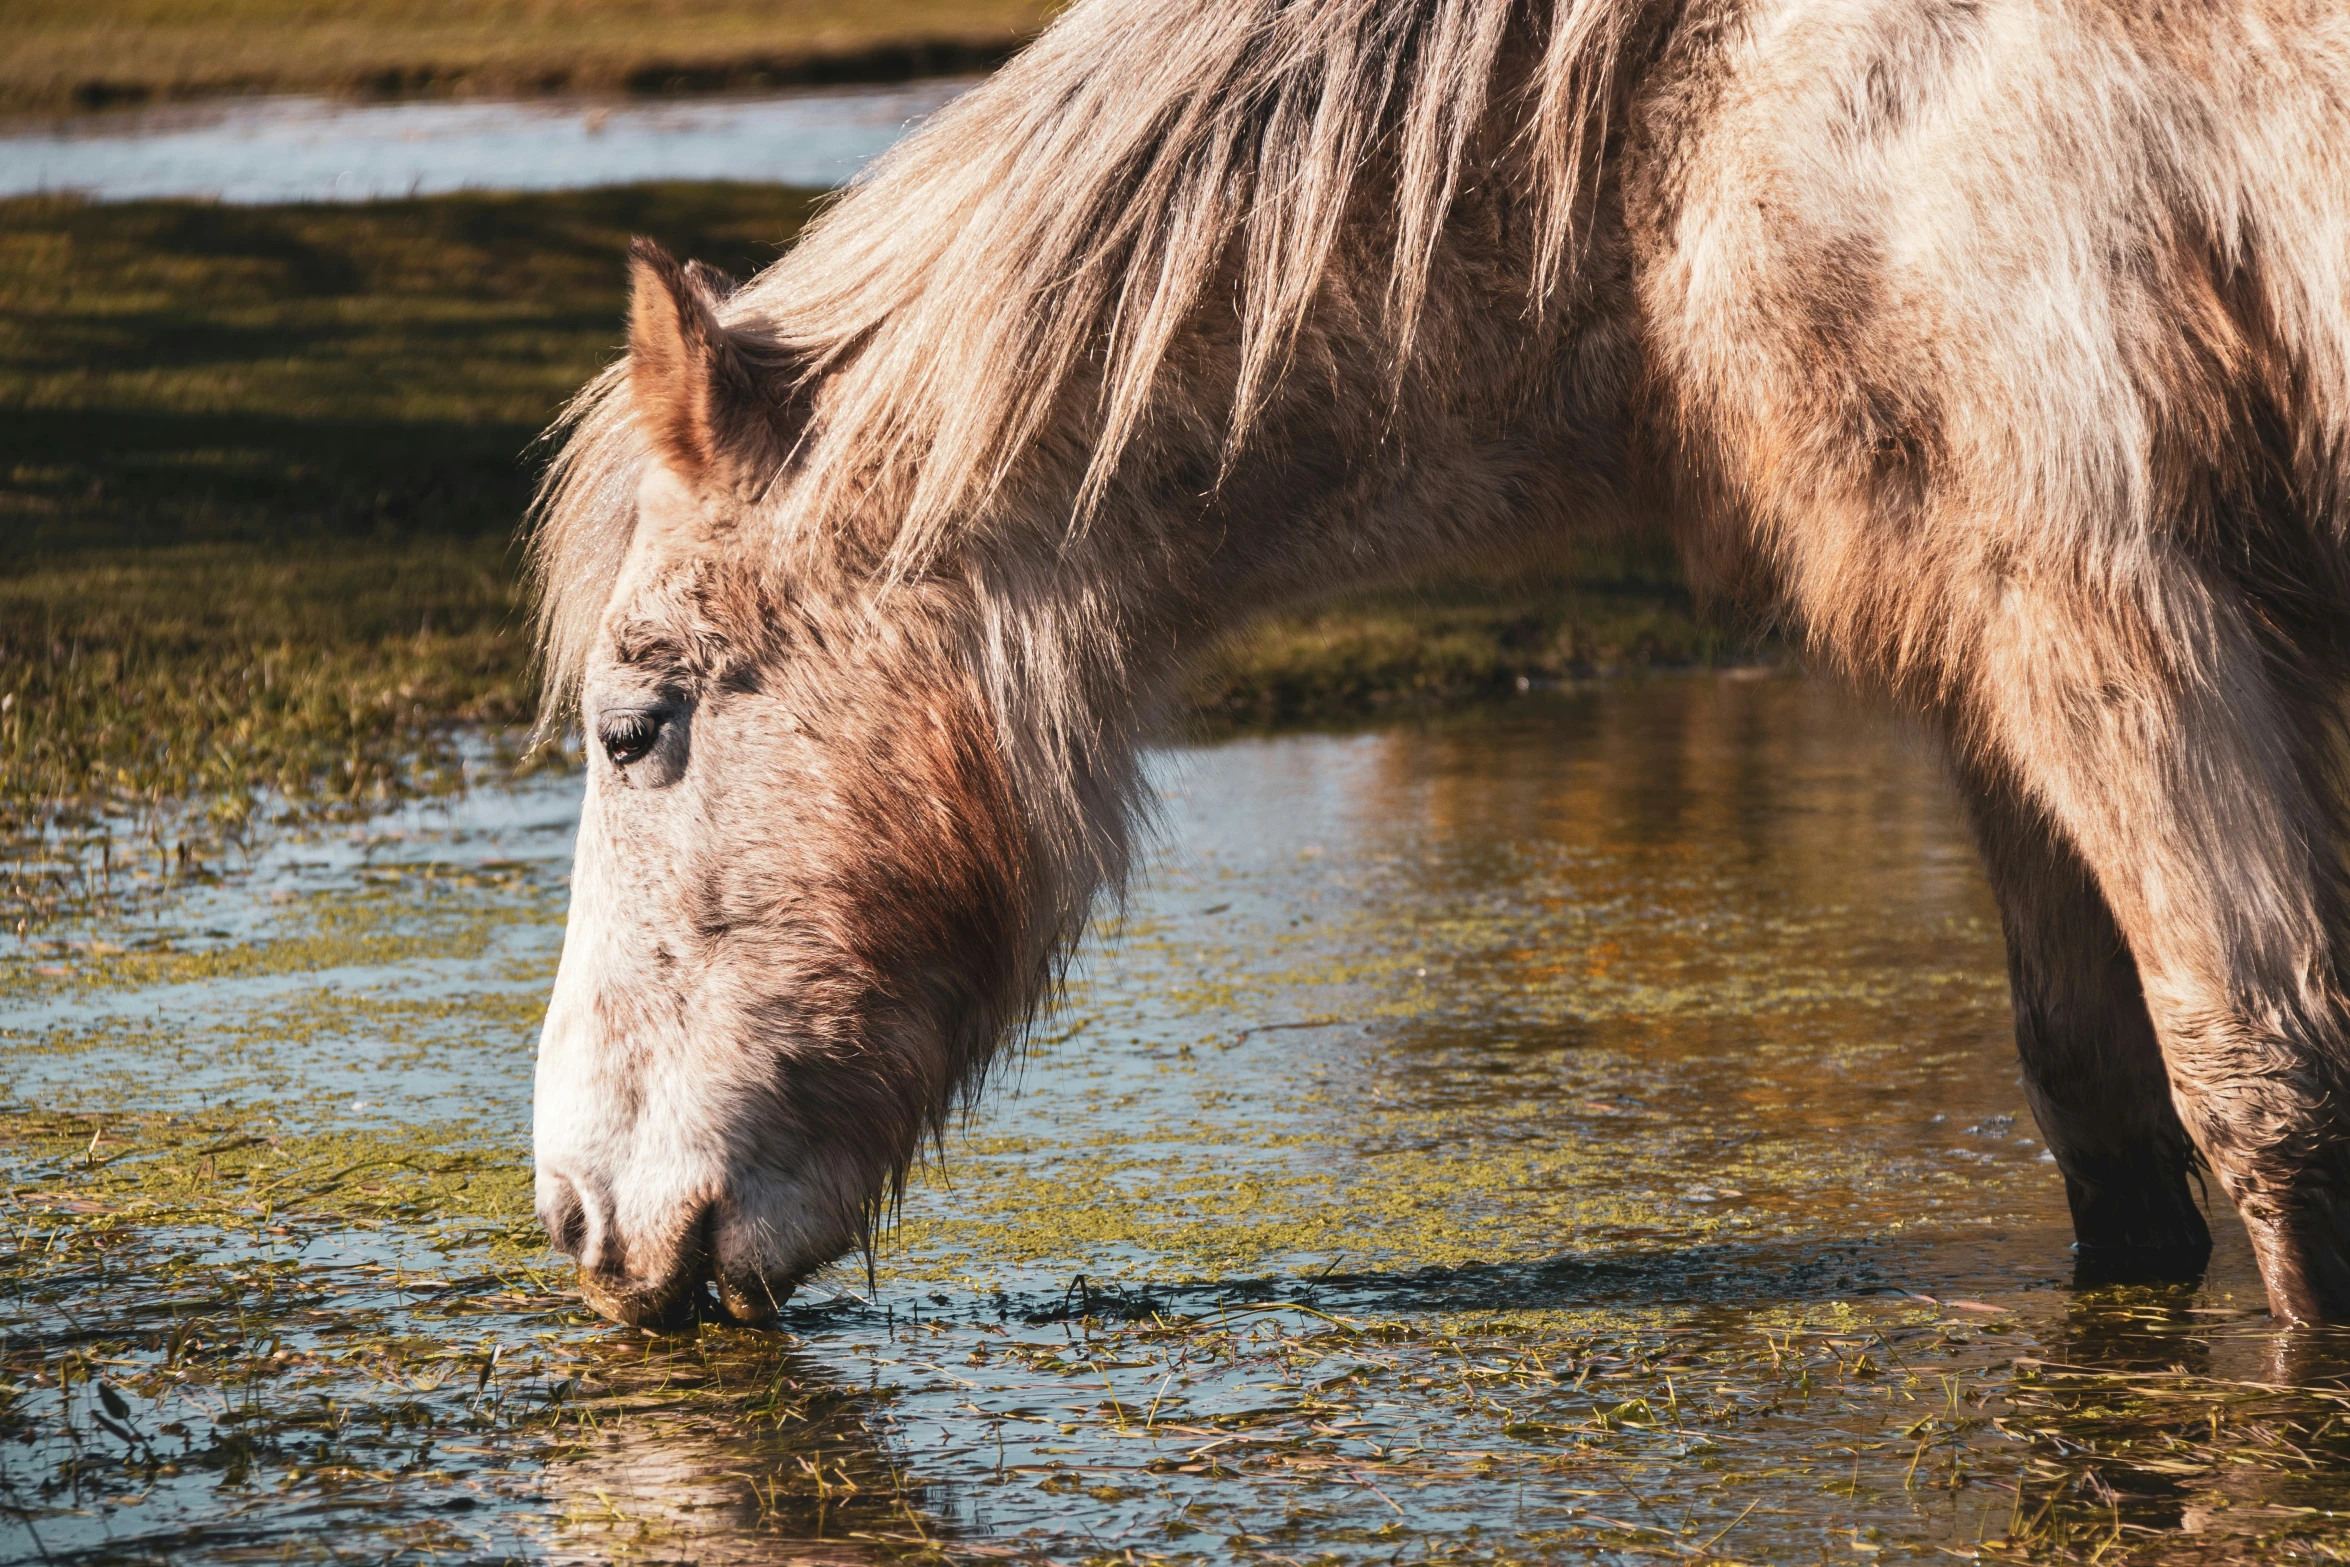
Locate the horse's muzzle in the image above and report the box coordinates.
[538,1176,796,1329]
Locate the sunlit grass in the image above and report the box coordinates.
[1,542,525,821]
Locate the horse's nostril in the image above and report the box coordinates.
[538,1175,589,1258]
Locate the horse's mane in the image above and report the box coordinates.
[531,0,1643,716]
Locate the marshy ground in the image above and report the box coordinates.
[7,85,2336,1564]
[8,679,2350,1565]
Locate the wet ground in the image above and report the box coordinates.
[6,674,2350,1564]
[0,80,968,203]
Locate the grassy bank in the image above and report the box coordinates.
[0,185,817,552]
[1196,543,1736,727]
[1,185,812,922]
[3,0,1053,115]
[0,185,1741,906]
[0,542,527,830]
[0,536,1726,832]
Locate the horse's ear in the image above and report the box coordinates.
[683,258,741,303]
[627,237,784,488]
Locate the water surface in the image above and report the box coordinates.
[0,81,969,204]
[5,676,2347,1565]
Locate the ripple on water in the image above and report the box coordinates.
[5,676,2348,1565]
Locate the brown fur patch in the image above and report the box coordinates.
[625,237,806,494]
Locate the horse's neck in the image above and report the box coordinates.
[1040,298,1635,672]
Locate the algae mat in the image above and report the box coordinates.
[5,676,2349,1565]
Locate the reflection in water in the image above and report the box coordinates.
[11,675,2350,1563]
[0,80,971,204]
[534,1337,924,1566]
[895,676,2058,1302]
[1327,677,2042,1288]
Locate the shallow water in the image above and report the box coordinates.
[0,81,969,204]
[6,675,2350,1565]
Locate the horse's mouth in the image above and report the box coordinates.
[713,1253,814,1326]
[575,1263,798,1330]
[550,1185,814,1330]
[574,1211,811,1330]
[574,1266,703,1331]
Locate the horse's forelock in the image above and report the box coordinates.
[529,359,646,733]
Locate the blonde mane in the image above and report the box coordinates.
[529,0,1643,716]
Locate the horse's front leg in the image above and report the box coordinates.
[1954,572,2350,1323]
[1953,759,2211,1282]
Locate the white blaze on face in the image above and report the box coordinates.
[535,747,710,1318]
[531,566,855,1322]
[530,241,1054,1328]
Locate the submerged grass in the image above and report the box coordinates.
[7,677,2350,1561]
[1,1105,534,1237]
[12,1175,2350,1567]
[1,0,1054,115]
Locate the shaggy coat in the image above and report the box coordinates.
[531,0,2350,1327]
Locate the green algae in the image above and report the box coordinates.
[1,1109,536,1238]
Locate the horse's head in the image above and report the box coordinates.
[532,243,1062,1327]
[529,0,1624,1325]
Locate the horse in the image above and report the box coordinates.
[528,0,2350,1329]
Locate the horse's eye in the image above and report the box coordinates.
[598,711,663,767]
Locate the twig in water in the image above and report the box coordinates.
[1349,1471,1407,1516]
[1143,1370,1177,1430]
[1693,1498,1759,1557]
[1232,1018,1350,1044]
